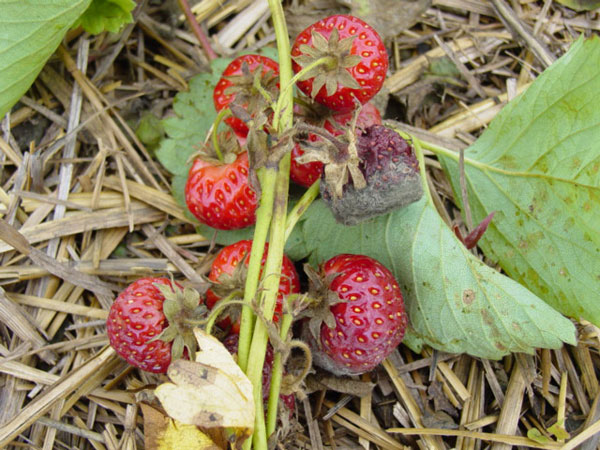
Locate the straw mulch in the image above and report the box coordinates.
[0,0,599,448]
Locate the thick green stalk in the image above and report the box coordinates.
[247,164,290,449]
[244,1,294,449]
[237,170,276,371]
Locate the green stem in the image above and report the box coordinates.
[417,137,460,162]
[284,180,320,242]
[243,1,294,449]
[212,108,232,162]
[247,162,290,450]
[204,291,244,334]
[237,170,276,371]
[266,312,293,434]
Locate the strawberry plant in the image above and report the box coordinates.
[213,54,280,138]
[5,2,599,449]
[150,11,600,447]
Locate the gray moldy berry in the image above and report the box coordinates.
[321,124,423,225]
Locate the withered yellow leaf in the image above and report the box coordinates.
[155,329,255,433]
[159,420,220,450]
[141,403,220,450]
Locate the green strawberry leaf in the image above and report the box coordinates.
[74,0,135,34]
[0,0,92,118]
[438,36,600,327]
[554,0,600,11]
[297,197,576,359]
[156,57,235,179]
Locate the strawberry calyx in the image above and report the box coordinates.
[224,61,279,123]
[295,106,367,197]
[150,283,206,362]
[300,264,347,347]
[293,27,362,99]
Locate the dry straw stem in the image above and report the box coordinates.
[0,347,119,447]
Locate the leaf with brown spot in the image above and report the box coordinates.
[439,37,600,326]
[155,329,254,444]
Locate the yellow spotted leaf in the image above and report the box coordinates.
[155,329,254,441]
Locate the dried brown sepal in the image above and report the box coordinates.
[294,107,367,198]
[223,61,278,118]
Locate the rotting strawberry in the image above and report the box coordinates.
[213,54,280,138]
[106,277,204,374]
[185,131,258,230]
[291,15,388,112]
[223,333,295,414]
[319,124,423,225]
[303,254,407,376]
[206,240,300,334]
[291,101,382,187]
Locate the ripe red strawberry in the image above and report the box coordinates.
[106,277,203,374]
[291,102,382,187]
[185,149,258,230]
[206,240,300,333]
[304,254,407,376]
[223,333,295,414]
[213,54,279,137]
[291,15,388,112]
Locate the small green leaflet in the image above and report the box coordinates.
[0,0,92,118]
[438,37,600,327]
[74,0,136,34]
[298,198,575,359]
[156,59,231,178]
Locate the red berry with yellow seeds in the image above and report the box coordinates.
[304,254,407,376]
[213,54,279,138]
[185,150,257,230]
[291,15,388,112]
[106,277,203,374]
[206,240,301,334]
